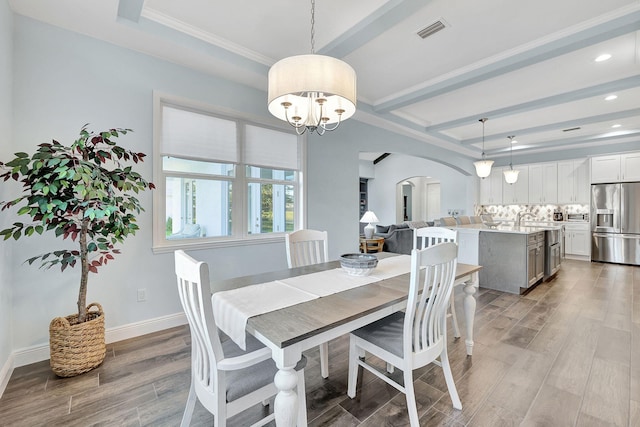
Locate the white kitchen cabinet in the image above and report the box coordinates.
[591,155,620,183]
[502,166,529,204]
[621,152,640,181]
[480,167,503,205]
[557,159,589,203]
[591,152,640,183]
[528,163,557,204]
[564,223,590,258]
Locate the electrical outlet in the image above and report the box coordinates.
[137,288,146,302]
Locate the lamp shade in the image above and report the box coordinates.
[473,159,494,178]
[360,211,379,224]
[503,168,520,184]
[268,54,357,126]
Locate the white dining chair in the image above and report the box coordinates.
[174,250,307,427]
[285,229,329,269]
[347,242,462,426]
[285,229,331,378]
[413,227,461,339]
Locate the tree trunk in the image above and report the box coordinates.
[77,218,89,323]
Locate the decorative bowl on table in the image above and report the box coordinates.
[339,253,378,276]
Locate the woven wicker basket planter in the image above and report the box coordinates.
[49,302,106,377]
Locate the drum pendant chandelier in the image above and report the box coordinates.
[267,0,357,136]
[473,118,494,178]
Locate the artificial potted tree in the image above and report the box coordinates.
[0,125,154,377]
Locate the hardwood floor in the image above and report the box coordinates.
[1,259,639,426]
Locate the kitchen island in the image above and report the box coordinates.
[452,223,562,294]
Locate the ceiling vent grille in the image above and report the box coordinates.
[562,127,581,132]
[417,20,446,39]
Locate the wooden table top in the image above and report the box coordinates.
[211,255,481,349]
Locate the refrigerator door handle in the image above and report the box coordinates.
[620,234,640,239]
[593,233,612,238]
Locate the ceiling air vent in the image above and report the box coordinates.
[417,20,446,39]
[562,127,581,132]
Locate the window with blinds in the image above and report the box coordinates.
[156,101,301,247]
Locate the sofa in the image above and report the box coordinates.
[374,221,432,254]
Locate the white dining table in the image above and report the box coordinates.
[210,254,481,426]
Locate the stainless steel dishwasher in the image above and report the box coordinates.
[544,228,561,280]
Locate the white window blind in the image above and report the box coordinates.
[161,106,237,163]
[244,125,299,170]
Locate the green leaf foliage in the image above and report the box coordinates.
[0,125,153,320]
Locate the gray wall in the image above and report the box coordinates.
[0,0,13,382]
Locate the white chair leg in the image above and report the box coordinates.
[296,369,308,427]
[403,370,420,427]
[449,293,461,338]
[319,342,329,379]
[180,381,197,427]
[347,336,359,398]
[386,362,395,374]
[440,347,462,410]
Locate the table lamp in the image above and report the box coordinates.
[360,211,379,239]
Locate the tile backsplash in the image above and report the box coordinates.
[476,204,589,222]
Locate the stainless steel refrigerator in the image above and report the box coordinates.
[591,182,640,265]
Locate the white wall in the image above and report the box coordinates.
[306,125,476,260]
[367,154,475,226]
[6,14,478,361]
[0,0,14,390]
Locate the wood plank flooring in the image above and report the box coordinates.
[1,259,639,426]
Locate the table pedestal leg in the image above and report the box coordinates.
[462,273,478,356]
[274,366,298,426]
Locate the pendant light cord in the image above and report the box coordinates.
[310,0,316,54]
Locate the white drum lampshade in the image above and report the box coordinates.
[268,54,357,132]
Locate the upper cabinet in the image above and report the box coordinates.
[502,166,529,205]
[592,152,640,183]
[621,152,640,181]
[529,163,557,204]
[557,158,589,204]
[480,167,503,205]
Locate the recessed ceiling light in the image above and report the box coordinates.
[595,54,612,62]
[605,94,618,101]
[612,124,621,128]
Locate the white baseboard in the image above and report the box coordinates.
[10,312,188,369]
[0,353,14,398]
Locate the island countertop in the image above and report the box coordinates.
[451,223,562,235]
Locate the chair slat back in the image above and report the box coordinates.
[405,242,458,355]
[174,250,223,392]
[413,226,458,250]
[285,229,329,268]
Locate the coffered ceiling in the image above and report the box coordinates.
[9,0,640,161]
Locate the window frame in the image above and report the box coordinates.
[152,92,306,253]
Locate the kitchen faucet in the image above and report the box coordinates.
[516,211,536,227]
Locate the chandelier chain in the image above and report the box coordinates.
[310,0,316,54]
